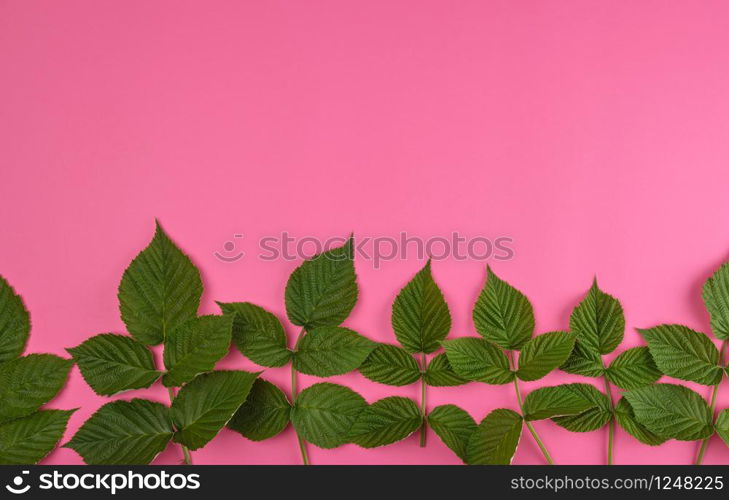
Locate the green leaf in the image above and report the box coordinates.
[428,405,477,462]
[424,353,469,387]
[171,370,258,451]
[285,236,358,329]
[465,409,523,465]
[442,337,513,384]
[639,325,722,386]
[472,267,534,350]
[118,221,203,345]
[614,397,667,446]
[516,331,575,381]
[162,315,233,387]
[702,262,729,340]
[0,354,72,423]
[391,260,451,354]
[218,302,291,367]
[66,399,173,465]
[67,334,159,396]
[715,410,729,449]
[359,344,421,386]
[570,279,624,355]
[606,347,662,390]
[292,326,376,377]
[0,409,75,465]
[523,383,603,421]
[624,383,713,441]
[0,275,30,363]
[291,382,367,449]
[560,342,605,377]
[348,397,422,448]
[228,379,291,441]
[552,384,612,432]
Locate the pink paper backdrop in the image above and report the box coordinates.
[2,0,729,465]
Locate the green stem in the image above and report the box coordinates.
[509,351,554,465]
[419,352,427,447]
[167,387,192,465]
[602,374,615,466]
[291,327,310,465]
[695,340,727,465]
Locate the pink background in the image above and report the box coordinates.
[2,0,729,465]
